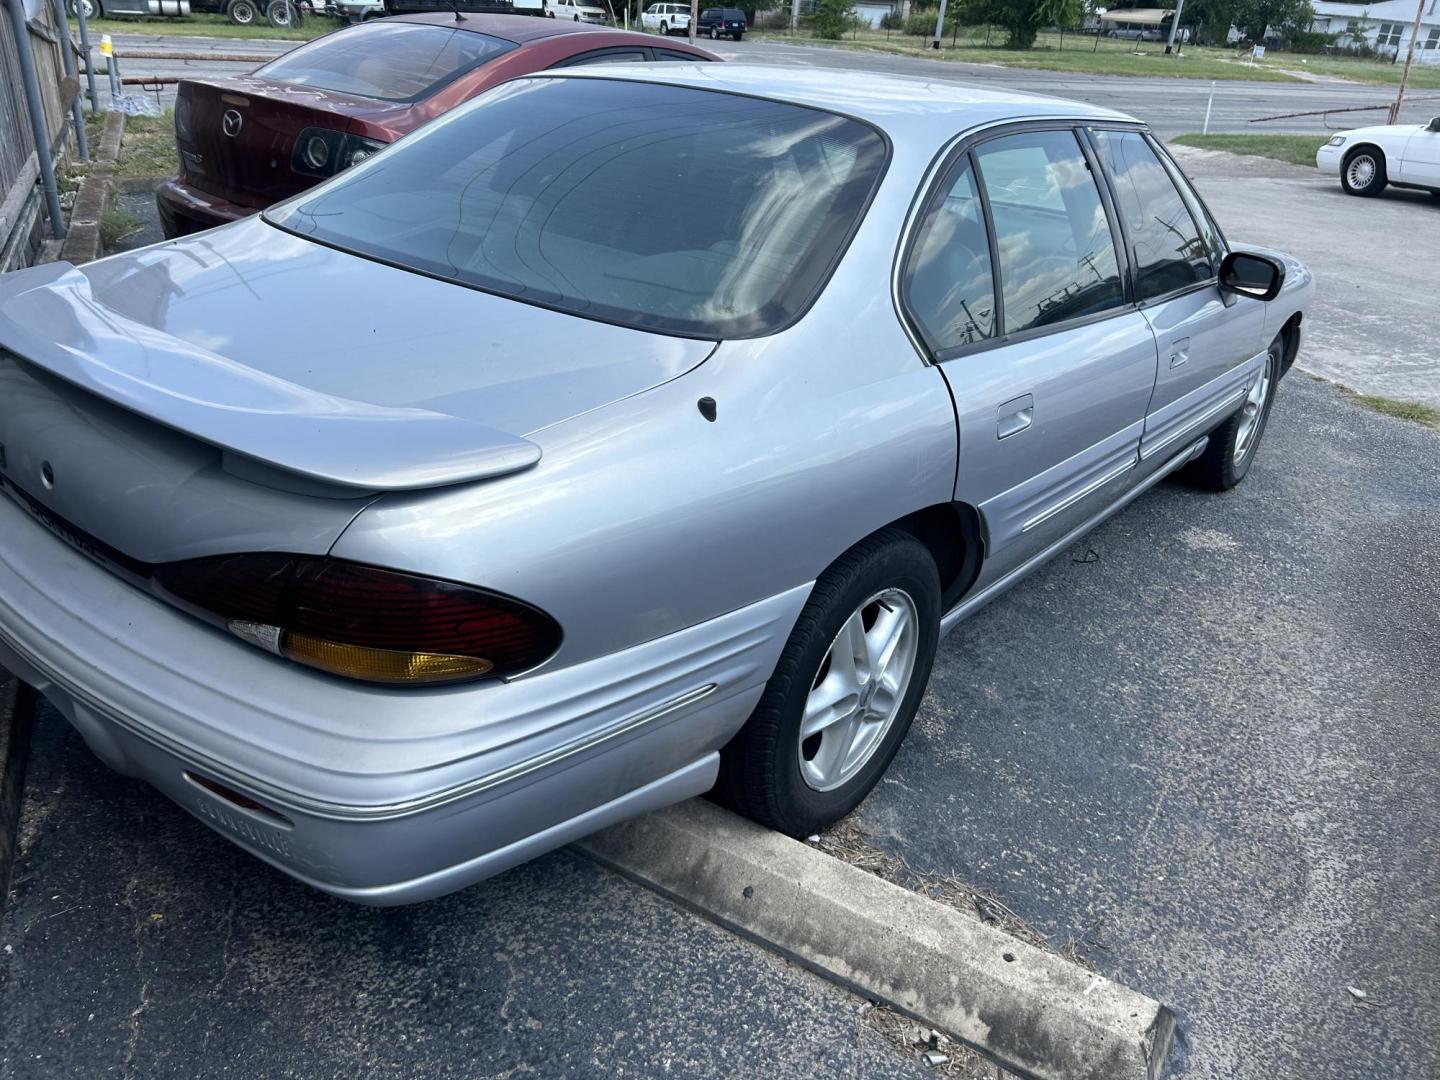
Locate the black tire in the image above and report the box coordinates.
[265,0,296,25]
[715,529,941,837]
[731,31,742,40]
[1340,145,1387,197]
[658,20,667,33]
[227,0,259,24]
[709,26,719,38]
[68,0,101,18]
[1180,337,1282,491]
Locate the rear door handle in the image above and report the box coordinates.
[997,394,1034,440]
[1169,337,1191,368]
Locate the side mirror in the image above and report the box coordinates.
[1218,251,1285,302]
[1428,116,1440,132]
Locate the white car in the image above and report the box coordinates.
[548,0,608,23]
[1316,116,1440,198]
[641,1,691,34]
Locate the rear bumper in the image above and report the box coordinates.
[155,177,257,239]
[0,492,807,904]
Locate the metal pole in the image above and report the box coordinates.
[931,0,946,49]
[71,0,99,113]
[1202,80,1214,134]
[50,0,88,161]
[1388,0,1427,123]
[1164,0,1184,54]
[101,33,122,103]
[4,0,66,239]
[790,0,799,33]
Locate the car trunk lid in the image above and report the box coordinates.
[0,218,715,564]
[176,77,407,209]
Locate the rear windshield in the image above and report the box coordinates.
[256,23,514,103]
[266,77,887,339]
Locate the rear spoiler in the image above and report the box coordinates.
[0,263,541,491]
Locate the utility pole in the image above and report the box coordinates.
[791,0,800,31]
[1164,0,1184,54]
[1388,0,1426,123]
[931,0,947,49]
[689,0,697,42]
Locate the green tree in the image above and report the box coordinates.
[955,0,1084,49]
[1232,0,1315,43]
[808,0,857,38]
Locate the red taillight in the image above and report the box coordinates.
[151,554,560,686]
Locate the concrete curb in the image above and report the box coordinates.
[577,800,1174,1080]
[0,677,36,915]
[59,110,124,267]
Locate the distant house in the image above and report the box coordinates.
[1310,0,1440,63]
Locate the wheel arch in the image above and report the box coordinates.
[1278,310,1302,376]
[838,502,984,614]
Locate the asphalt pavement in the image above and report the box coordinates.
[852,376,1440,1075]
[0,711,926,1079]
[101,29,1440,134]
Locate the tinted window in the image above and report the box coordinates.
[658,49,707,60]
[1091,129,1211,300]
[904,156,996,352]
[561,49,649,66]
[268,78,887,339]
[257,23,513,103]
[973,130,1124,335]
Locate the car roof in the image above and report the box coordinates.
[387,12,638,44]
[538,63,1139,138]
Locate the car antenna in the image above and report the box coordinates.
[450,3,466,20]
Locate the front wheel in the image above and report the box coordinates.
[658,20,667,33]
[227,0,259,24]
[1341,146,1386,196]
[1181,338,1281,491]
[265,0,298,26]
[709,26,719,38]
[68,0,100,18]
[715,529,940,837]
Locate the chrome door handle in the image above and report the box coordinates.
[997,394,1034,440]
[1169,337,1191,368]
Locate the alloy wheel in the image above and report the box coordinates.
[1346,154,1376,191]
[798,588,919,792]
[1233,352,1274,466]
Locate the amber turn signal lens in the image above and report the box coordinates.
[283,633,494,685]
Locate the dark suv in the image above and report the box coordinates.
[697,6,745,39]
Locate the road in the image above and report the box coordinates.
[101,30,1440,135]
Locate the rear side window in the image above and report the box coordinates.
[1091,129,1212,301]
[268,77,887,339]
[973,129,1124,335]
[903,156,996,352]
[257,23,514,103]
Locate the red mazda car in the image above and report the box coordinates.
[157,13,716,238]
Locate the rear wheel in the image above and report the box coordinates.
[709,26,719,38]
[1181,338,1281,491]
[227,0,258,23]
[731,30,742,40]
[1341,146,1386,196]
[716,530,940,837]
[658,19,667,33]
[67,0,100,17]
[265,0,297,25]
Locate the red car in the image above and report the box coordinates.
[157,13,716,238]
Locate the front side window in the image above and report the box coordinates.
[268,78,887,339]
[903,156,996,352]
[1091,129,1211,301]
[256,23,514,102]
[973,129,1124,335]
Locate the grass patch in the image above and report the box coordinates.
[113,111,177,179]
[81,13,335,42]
[1276,53,1440,89]
[99,203,145,249]
[1170,133,1327,168]
[750,29,1304,82]
[1343,390,1440,428]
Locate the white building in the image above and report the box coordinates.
[1310,0,1440,63]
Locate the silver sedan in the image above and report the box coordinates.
[0,65,1312,903]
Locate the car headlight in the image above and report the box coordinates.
[1326,136,1346,147]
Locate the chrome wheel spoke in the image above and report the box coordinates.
[802,671,859,739]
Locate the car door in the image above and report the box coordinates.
[1088,128,1267,465]
[1400,125,1440,187]
[899,125,1158,585]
